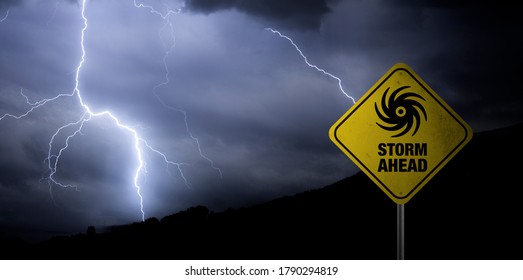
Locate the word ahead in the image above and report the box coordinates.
[377,143,427,172]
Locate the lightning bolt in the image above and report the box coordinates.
[43,0,192,222]
[1,0,217,222]
[133,0,222,178]
[0,89,73,121]
[265,28,356,104]
[0,9,8,23]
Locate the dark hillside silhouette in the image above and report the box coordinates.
[406,122,523,259]
[2,122,522,260]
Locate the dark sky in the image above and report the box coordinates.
[0,0,521,239]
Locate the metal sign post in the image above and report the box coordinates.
[397,204,404,260]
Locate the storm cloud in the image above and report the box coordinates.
[184,0,337,30]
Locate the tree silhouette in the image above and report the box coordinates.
[86,225,96,236]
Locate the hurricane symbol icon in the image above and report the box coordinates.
[375,85,427,137]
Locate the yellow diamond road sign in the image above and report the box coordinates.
[329,63,473,204]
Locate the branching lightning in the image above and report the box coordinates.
[0,9,9,23]
[0,0,221,222]
[0,89,73,121]
[46,1,60,26]
[43,0,191,222]
[133,1,223,178]
[265,28,355,104]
